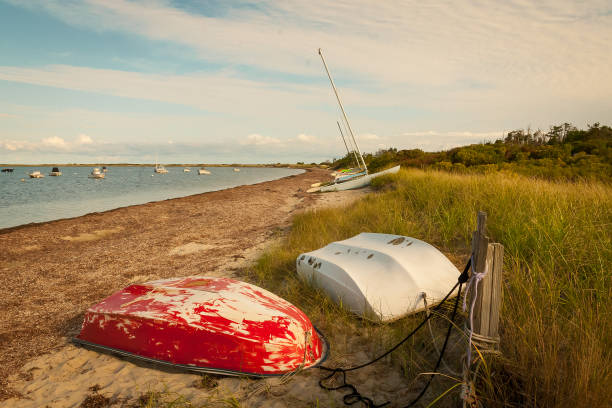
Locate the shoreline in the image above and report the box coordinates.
[0,167,371,406]
[0,167,306,233]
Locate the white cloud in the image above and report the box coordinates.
[0,64,335,118]
[359,133,380,140]
[394,130,505,151]
[42,136,67,149]
[76,134,93,145]
[241,134,281,146]
[0,134,99,153]
[295,133,318,143]
[7,0,610,94]
[1,0,610,163]
[1,140,31,151]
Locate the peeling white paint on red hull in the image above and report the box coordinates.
[75,277,327,376]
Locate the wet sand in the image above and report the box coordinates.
[0,168,383,407]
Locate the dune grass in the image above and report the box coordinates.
[246,168,611,407]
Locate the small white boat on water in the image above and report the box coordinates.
[29,170,44,178]
[184,168,191,172]
[233,168,240,172]
[102,166,108,173]
[49,167,62,176]
[154,164,168,174]
[296,233,460,321]
[88,168,105,179]
[198,168,211,175]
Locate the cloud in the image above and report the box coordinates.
[1,140,31,151]
[42,136,67,149]
[76,134,93,145]
[240,134,281,146]
[359,133,380,140]
[1,134,98,153]
[295,133,318,143]
[0,64,336,118]
[1,0,610,163]
[395,130,504,151]
[6,0,610,93]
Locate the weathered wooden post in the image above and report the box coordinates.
[471,212,504,343]
[463,211,504,406]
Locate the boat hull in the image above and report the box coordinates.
[75,277,327,376]
[316,165,400,192]
[296,233,460,321]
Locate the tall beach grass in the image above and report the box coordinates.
[247,168,611,407]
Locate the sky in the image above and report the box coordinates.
[0,0,610,164]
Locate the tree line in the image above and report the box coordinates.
[330,123,612,182]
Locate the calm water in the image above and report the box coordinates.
[0,166,304,229]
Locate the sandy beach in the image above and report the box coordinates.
[0,168,386,407]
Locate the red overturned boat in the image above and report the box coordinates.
[74,276,328,376]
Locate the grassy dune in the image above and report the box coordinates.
[247,169,611,407]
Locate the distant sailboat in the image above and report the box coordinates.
[154,155,168,174]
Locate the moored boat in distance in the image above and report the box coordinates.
[233,168,240,172]
[183,168,191,172]
[74,276,328,376]
[198,167,211,175]
[154,163,168,174]
[49,167,62,176]
[88,168,105,179]
[102,166,107,173]
[29,170,44,178]
[1,168,14,173]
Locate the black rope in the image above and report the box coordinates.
[317,258,471,407]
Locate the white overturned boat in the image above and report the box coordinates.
[296,233,460,321]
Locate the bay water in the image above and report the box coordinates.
[0,166,304,229]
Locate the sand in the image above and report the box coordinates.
[0,167,406,408]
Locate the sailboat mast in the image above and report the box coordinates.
[318,48,368,174]
[337,121,360,168]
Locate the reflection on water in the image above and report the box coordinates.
[0,166,304,229]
